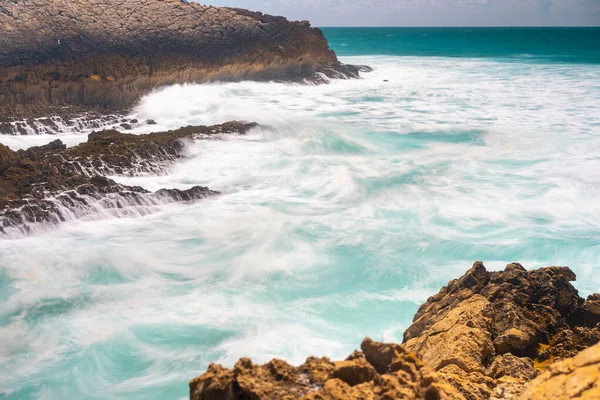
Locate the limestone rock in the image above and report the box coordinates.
[189,338,465,400]
[519,341,600,400]
[404,294,495,374]
[437,364,495,400]
[403,262,598,398]
[486,354,537,381]
[189,264,600,400]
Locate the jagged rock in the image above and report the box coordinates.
[0,0,369,120]
[0,113,133,135]
[189,263,600,400]
[0,143,17,173]
[0,121,258,236]
[402,261,599,399]
[437,365,495,400]
[545,325,600,362]
[332,357,377,387]
[519,341,600,399]
[404,294,495,374]
[190,337,465,400]
[486,354,537,381]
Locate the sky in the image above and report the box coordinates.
[199,0,600,26]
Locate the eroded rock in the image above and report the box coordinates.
[402,262,599,398]
[0,0,369,120]
[0,122,258,236]
[189,263,600,400]
[519,341,600,399]
[190,338,465,400]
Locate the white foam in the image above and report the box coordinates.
[1,55,600,398]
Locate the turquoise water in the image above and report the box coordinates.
[323,27,600,63]
[1,28,600,399]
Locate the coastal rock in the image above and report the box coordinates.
[0,0,368,120]
[402,262,600,398]
[0,143,17,173]
[0,122,258,236]
[518,341,600,399]
[0,113,133,135]
[189,337,465,400]
[189,263,600,400]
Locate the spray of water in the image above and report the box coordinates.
[1,55,599,399]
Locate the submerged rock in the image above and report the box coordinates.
[189,263,600,400]
[0,0,369,120]
[0,122,258,237]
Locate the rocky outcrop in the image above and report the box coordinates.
[190,337,464,400]
[189,263,600,400]
[0,113,147,135]
[402,262,600,399]
[0,121,258,236]
[519,341,600,400]
[0,0,368,120]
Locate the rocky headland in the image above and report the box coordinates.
[0,122,258,237]
[0,0,369,121]
[189,262,600,400]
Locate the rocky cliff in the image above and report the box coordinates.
[0,0,366,120]
[189,263,600,400]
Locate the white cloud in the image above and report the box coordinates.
[201,0,600,26]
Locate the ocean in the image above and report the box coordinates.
[1,27,599,399]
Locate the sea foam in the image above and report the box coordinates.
[1,53,599,399]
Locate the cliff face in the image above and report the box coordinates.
[189,263,600,400]
[0,0,364,120]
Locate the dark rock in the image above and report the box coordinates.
[0,0,368,120]
[0,143,17,173]
[0,121,258,236]
[146,119,158,125]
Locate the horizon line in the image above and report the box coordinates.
[316,25,600,28]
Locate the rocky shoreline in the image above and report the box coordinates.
[189,263,600,400]
[0,122,258,237]
[0,113,146,135]
[0,0,369,121]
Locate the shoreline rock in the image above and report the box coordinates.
[0,122,258,237]
[0,113,150,135]
[0,0,370,121]
[519,341,600,399]
[189,263,600,400]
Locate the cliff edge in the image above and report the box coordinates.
[0,0,365,120]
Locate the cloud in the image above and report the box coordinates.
[200,0,600,26]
